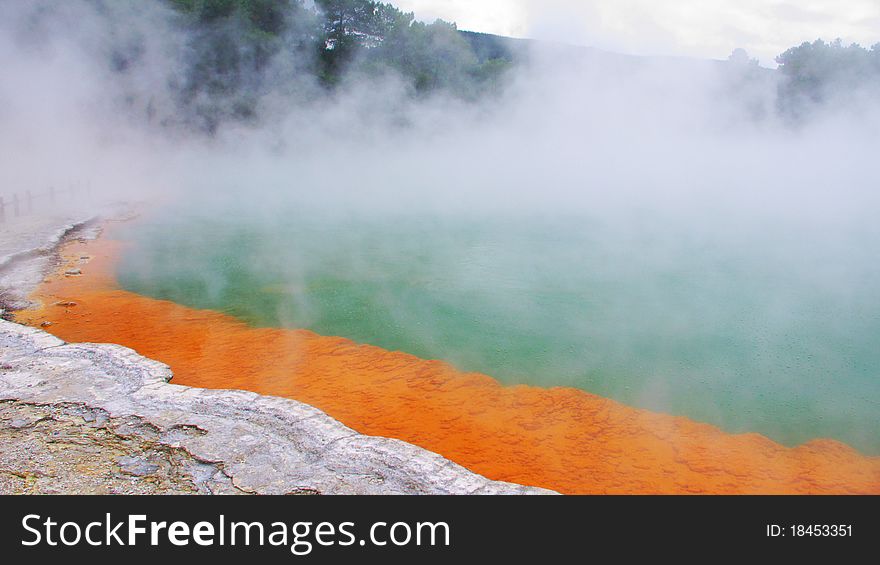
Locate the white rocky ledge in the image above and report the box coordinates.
[0,319,551,494]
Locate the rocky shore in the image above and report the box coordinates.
[0,210,549,495]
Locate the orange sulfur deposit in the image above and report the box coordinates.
[15,231,880,494]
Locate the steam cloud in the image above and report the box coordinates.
[2,1,878,450]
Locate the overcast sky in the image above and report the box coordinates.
[392,0,880,65]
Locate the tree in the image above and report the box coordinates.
[369,18,479,94]
[775,39,880,120]
[166,0,310,131]
[728,48,757,67]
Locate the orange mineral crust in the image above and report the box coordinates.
[16,235,880,494]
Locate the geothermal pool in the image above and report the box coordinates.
[113,202,880,455]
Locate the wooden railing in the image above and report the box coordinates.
[0,185,91,223]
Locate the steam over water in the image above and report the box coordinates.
[117,194,880,454]
[4,0,879,468]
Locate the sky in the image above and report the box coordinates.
[392,0,880,65]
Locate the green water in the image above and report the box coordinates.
[116,202,880,453]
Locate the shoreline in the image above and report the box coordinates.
[15,218,880,494]
[1,211,546,495]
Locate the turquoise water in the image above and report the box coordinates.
[116,201,880,453]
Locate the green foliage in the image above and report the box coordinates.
[242,0,289,34]
[367,19,478,94]
[315,0,404,40]
[170,0,237,22]
[775,39,880,120]
[459,31,524,63]
[163,0,311,131]
[170,0,295,34]
[161,0,518,124]
[313,1,515,97]
[94,2,880,133]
